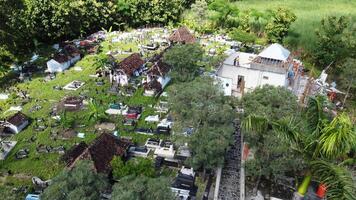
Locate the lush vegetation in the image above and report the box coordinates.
[242,89,356,199]
[239,86,304,187]
[235,0,356,57]
[1,0,355,199]
[168,77,235,171]
[163,44,204,82]
[111,157,155,179]
[111,175,175,200]
[0,0,187,71]
[183,0,296,43]
[41,161,109,200]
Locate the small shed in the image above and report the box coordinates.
[6,112,29,134]
[169,26,196,44]
[111,53,145,86]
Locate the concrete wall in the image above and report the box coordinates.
[8,120,29,134]
[218,64,287,94]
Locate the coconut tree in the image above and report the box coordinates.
[242,96,356,200]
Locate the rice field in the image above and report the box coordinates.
[235,0,356,53]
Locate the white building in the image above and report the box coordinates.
[47,45,81,73]
[217,43,292,97]
[110,53,144,86]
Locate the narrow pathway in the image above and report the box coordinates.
[217,122,242,200]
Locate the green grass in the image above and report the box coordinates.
[0,29,174,187]
[235,0,356,53]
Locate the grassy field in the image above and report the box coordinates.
[235,0,356,53]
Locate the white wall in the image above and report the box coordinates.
[217,64,287,94]
[47,55,81,73]
[8,120,29,134]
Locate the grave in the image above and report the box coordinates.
[0,141,17,160]
[63,80,85,91]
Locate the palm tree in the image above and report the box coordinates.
[242,96,356,200]
[87,99,106,123]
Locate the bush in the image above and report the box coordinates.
[229,29,257,44]
[111,157,155,180]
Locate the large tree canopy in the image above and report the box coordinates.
[314,16,354,68]
[111,175,175,200]
[163,44,204,82]
[41,161,109,200]
[240,85,304,184]
[168,77,235,170]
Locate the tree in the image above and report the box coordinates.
[265,8,296,43]
[208,0,240,28]
[116,0,184,27]
[168,77,235,170]
[229,28,257,44]
[111,175,175,200]
[338,58,356,106]
[314,16,351,67]
[239,86,304,190]
[182,0,212,33]
[111,157,155,180]
[87,99,106,123]
[41,161,109,200]
[243,96,356,199]
[163,44,204,82]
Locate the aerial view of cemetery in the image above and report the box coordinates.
[0,1,355,200]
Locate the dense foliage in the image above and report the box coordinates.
[168,77,235,170]
[0,0,187,70]
[183,0,296,43]
[314,16,356,68]
[243,93,356,199]
[111,175,175,200]
[41,161,109,200]
[240,86,304,184]
[111,157,155,179]
[163,44,204,82]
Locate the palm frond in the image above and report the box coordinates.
[319,113,356,158]
[305,96,329,136]
[272,117,301,145]
[310,160,356,200]
[241,114,269,133]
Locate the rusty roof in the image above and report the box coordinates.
[144,78,162,92]
[88,133,132,173]
[53,53,70,63]
[169,26,196,44]
[6,112,28,127]
[63,133,132,173]
[116,53,145,76]
[148,60,170,76]
[63,44,81,57]
[62,142,88,166]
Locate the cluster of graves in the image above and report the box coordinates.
[0,26,201,200]
[46,31,105,73]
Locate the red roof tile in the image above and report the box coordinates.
[6,112,28,127]
[63,133,132,173]
[116,53,145,76]
[169,26,196,44]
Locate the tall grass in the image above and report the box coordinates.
[235,0,356,53]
